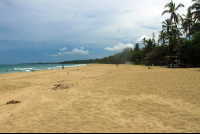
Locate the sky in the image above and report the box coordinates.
[0,0,193,64]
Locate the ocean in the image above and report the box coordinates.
[0,64,86,75]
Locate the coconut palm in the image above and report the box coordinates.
[182,9,195,41]
[162,0,185,24]
[134,43,140,51]
[162,19,174,33]
[188,0,200,22]
[161,19,178,55]
[158,31,167,46]
[162,0,185,45]
[152,32,156,45]
[142,37,146,46]
[162,19,175,44]
[178,13,188,39]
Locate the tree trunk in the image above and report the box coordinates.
[189,25,191,41]
[175,23,181,46]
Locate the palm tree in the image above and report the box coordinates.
[158,30,166,46]
[182,9,195,41]
[152,32,156,45]
[142,37,147,48]
[178,13,189,39]
[146,39,154,52]
[162,0,185,45]
[162,19,174,33]
[162,19,174,42]
[134,43,140,51]
[162,0,185,24]
[162,19,177,55]
[188,0,200,22]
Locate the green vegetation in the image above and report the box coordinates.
[61,0,200,67]
[60,59,101,64]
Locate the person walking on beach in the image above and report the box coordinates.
[62,64,64,70]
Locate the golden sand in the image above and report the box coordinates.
[0,64,200,133]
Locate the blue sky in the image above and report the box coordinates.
[0,0,192,64]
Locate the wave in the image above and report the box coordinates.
[14,67,33,70]
[0,64,87,74]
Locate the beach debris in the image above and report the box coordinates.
[148,67,152,69]
[52,84,69,90]
[77,69,79,71]
[67,72,69,74]
[6,100,21,105]
[151,80,153,82]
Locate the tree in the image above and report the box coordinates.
[162,19,176,54]
[120,48,132,63]
[142,37,146,46]
[162,0,185,45]
[158,30,167,46]
[134,43,140,51]
[178,31,200,66]
[188,0,200,22]
[182,9,195,41]
[152,32,156,45]
[179,14,189,39]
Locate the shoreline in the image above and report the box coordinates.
[0,64,87,75]
[0,64,200,133]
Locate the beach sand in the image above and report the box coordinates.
[0,64,200,133]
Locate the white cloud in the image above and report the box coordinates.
[46,47,89,57]
[136,35,151,43]
[136,34,159,44]
[50,54,59,57]
[44,53,49,56]
[105,43,134,51]
[58,52,63,55]
[59,47,89,55]
[60,47,67,51]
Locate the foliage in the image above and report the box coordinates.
[178,31,200,65]
[60,58,101,64]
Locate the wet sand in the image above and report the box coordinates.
[0,64,200,133]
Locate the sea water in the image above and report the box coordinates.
[0,64,86,75]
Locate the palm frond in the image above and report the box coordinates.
[175,3,185,11]
[164,3,172,8]
[162,10,170,16]
[190,3,200,10]
[192,0,200,2]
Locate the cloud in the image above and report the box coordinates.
[60,47,67,51]
[50,54,59,57]
[136,34,159,44]
[136,35,151,43]
[44,53,49,56]
[45,47,89,57]
[61,47,89,55]
[104,43,134,51]
[58,52,63,55]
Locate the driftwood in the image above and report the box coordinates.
[6,100,21,104]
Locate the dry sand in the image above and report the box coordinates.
[0,64,200,133]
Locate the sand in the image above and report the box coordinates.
[0,64,200,133]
